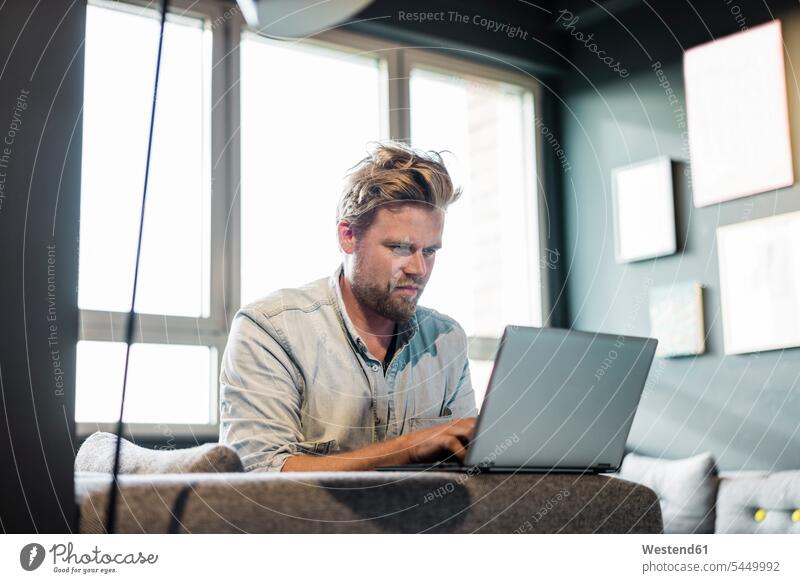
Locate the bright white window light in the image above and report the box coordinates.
[79,3,212,316]
[409,67,541,338]
[75,341,216,424]
[469,359,494,409]
[239,34,387,306]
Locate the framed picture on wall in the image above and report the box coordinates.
[612,156,677,263]
[649,282,706,358]
[684,20,794,207]
[717,211,800,355]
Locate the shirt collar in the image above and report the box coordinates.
[328,263,418,359]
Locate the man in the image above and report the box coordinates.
[219,142,477,471]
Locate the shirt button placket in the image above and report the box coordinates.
[356,340,378,442]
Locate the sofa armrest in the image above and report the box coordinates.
[76,471,662,534]
[75,432,243,474]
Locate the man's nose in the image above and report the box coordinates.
[404,250,428,278]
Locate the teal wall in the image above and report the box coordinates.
[560,10,800,471]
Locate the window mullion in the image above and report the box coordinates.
[78,311,226,344]
[208,3,238,334]
[531,84,550,327]
[389,48,411,143]
[205,7,244,426]
[76,421,220,441]
[220,9,243,330]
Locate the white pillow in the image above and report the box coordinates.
[618,451,718,534]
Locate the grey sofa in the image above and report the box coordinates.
[75,433,800,534]
[74,432,662,534]
[75,470,662,534]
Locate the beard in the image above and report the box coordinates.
[350,268,423,323]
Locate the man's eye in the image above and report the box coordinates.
[388,245,436,257]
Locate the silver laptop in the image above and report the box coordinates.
[380,325,657,474]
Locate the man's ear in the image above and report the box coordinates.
[337,220,357,254]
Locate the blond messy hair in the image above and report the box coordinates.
[336,141,462,235]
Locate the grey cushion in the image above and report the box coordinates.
[618,451,718,534]
[75,471,663,534]
[716,470,800,534]
[74,432,243,474]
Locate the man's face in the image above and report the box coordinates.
[341,203,444,322]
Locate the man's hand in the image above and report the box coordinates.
[401,417,477,465]
[281,416,477,472]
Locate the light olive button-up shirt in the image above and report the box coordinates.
[219,263,477,471]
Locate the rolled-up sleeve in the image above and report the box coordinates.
[219,310,306,472]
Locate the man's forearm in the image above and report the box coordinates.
[281,434,412,472]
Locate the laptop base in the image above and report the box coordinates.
[376,463,613,474]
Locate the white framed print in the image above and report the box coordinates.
[612,156,677,263]
[684,20,794,207]
[649,282,706,358]
[717,211,800,355]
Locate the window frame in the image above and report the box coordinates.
[77,0,239,440]
[77,0,550,438]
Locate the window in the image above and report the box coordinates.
[80,1,211,317]
[409,67,540,336]
[239,33,388,304]
[237,40,543,407]
[77,1,546,434]
[75,342,215,424]
[407,60,541,406]
[77,0,223,438]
